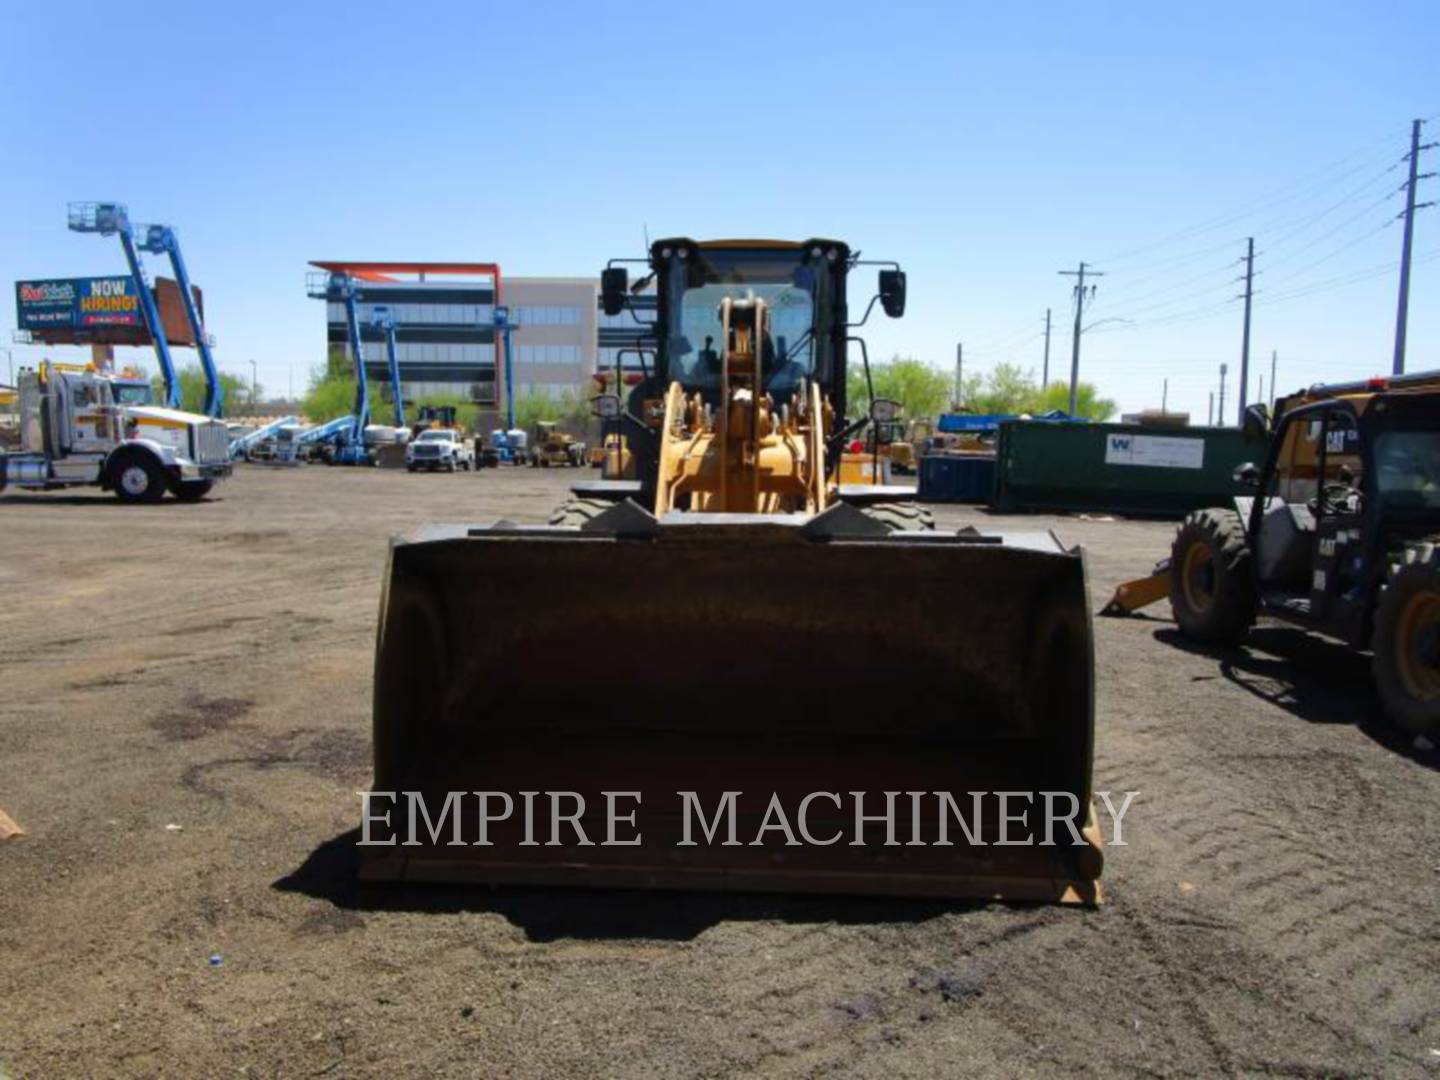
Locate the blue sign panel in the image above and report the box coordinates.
[15,276,143,332]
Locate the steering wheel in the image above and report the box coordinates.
[1312,481,1360,517]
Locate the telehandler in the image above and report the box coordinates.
[367,239,1102,902]
[1104,373,1440,736]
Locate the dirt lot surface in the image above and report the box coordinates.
[1,465,1437,1078]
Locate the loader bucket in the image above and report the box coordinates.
[366,506,1103,904]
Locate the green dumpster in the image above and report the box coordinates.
[991,421,1268,517]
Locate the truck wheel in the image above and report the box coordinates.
[862,501,935,532]
[1373,540,1440,736]
[110,452,166,504]
[1169,508,1256,645]
[169,479,214,502]
[407,464,417,473]
[549,497,618,527]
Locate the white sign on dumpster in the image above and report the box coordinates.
[1104,433,1205,469]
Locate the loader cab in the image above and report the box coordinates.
[601,239,881,410]
[597,238,905,504]
[648,239,849,408]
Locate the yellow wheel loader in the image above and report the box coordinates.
[367,239,1103,903]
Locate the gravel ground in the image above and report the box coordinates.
[0,465,1436,1078]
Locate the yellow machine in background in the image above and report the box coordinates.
[369,238,1101,902]
[530,420,585,467]
[1103,373,1440,736]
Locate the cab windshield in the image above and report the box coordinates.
[664,248,832,396]
[112,381,153,406]
[418,430,456,442]
[1375,430,1440,511]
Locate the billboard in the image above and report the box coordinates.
[14,276,204,346]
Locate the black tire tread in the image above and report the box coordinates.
[1169,507,1257,645]
[1371,538,1440,736]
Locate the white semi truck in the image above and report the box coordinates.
[0,361,232,502]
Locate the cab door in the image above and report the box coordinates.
[66,376,114,454]
[1309,406,1366,638]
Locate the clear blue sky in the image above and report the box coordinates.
[2,0,1435,421]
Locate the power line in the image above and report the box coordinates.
[1097,127,1413,265]
[1252,154,1407,254]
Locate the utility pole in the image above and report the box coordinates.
[1269,349,1277,410]
[954,342,963,408]
[1393,118,1436,374]
[1058,262,1103,416]
[249,359,258,409]
[1208,392,1214,426]
[1042,308,1052,386]
[1238,237,1255,416]
[1161,378,1168,415]
[1218,362,1229,427]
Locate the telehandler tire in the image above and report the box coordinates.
[1169,508,1256,645]
[1373,540,1440,736]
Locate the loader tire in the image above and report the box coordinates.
[862,501,935,532]
[1170,507,1256,645]
[1372,540,1440,736]
[548,497,620,527]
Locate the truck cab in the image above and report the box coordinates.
[1,362,232,502]
[406,428,474,472]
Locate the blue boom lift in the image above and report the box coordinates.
[370,305,406,429]
[67,202,223,416]
[486,304,527,464]
[305,271,372,465]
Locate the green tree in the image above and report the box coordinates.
[301,365,358,423]
[512,387,595,435]
[1033,379,1117,421]
[953,364,1117,421]
[151,364,252,414]
[961,361,1036,414]
[846,355,952,420]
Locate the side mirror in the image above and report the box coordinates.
[878,269,906,318]
[592,393,621,420]
[870,397,901,424]
[600,268,629,317]
[1242,402,1270,441]
[1233,462,1261,488]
